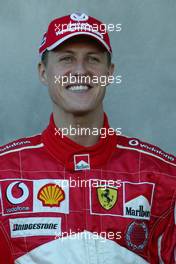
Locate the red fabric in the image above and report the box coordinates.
[42,113,117,171]
[39,13,112,55]
[0,113,175,263]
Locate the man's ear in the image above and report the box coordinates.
[38,61,48,86]
[108,63,115,76]
[105,63,115,86]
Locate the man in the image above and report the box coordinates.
[0,13,175,264]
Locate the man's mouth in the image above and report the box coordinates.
[66,84,92,92]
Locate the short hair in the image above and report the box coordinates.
[107,52,112,66]
[41,50,112,66]
[41,50,49,66]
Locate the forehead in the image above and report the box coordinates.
[52,35,107,53]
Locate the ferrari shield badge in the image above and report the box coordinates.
[97,187,118,210]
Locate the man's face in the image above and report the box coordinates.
[39,36,114,115]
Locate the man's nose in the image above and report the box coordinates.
[71,60,87,76]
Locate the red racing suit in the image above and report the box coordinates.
[0,113,175,264]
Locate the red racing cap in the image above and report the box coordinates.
[39,13,112,56]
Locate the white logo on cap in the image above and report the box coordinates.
[70,13,89,21]
[6,181,29,205]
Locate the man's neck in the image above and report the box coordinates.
[53,105,104,147]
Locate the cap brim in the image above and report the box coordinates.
[47,31,111,53]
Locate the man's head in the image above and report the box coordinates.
[38,13,114,115]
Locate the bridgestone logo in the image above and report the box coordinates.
[10,217,61,238]
[13,223,58,231]
[126,205,150,218]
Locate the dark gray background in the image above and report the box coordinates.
[0,0,176,154]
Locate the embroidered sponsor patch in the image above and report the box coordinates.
[37,183,65,207]
[97,187,118,210]
[124,182,154,220]
[0,140,31,153]
[0,179,69,215]
[128,138,175,162]
[74,154,90,170]
[125,221,148,250]
[90,180,123,216]
[9,217,61,238]
[1,180,33,215]
[90,180,154,220]
[34,179,69,214]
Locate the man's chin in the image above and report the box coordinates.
[66,107,94,116]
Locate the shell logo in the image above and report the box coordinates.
[37,184,65,207]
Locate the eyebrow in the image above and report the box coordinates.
[58,50,74,54]
[86,52,104,55]
[56,50,104,55]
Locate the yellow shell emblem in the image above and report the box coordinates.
[97,187,118,210]
[37,184,65,207]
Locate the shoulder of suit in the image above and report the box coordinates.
[0,134,44,157]
[116,134,176,166]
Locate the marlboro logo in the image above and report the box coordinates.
[74,154,90,171]
[124,183,155,220]
[125,205,150,218]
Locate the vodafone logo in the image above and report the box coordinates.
[129,139,139,146]
[6,181,29,205]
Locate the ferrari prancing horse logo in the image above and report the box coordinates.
[97,187,118,210]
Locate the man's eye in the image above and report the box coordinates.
[59,56,73,62]
[88,56,100,63]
